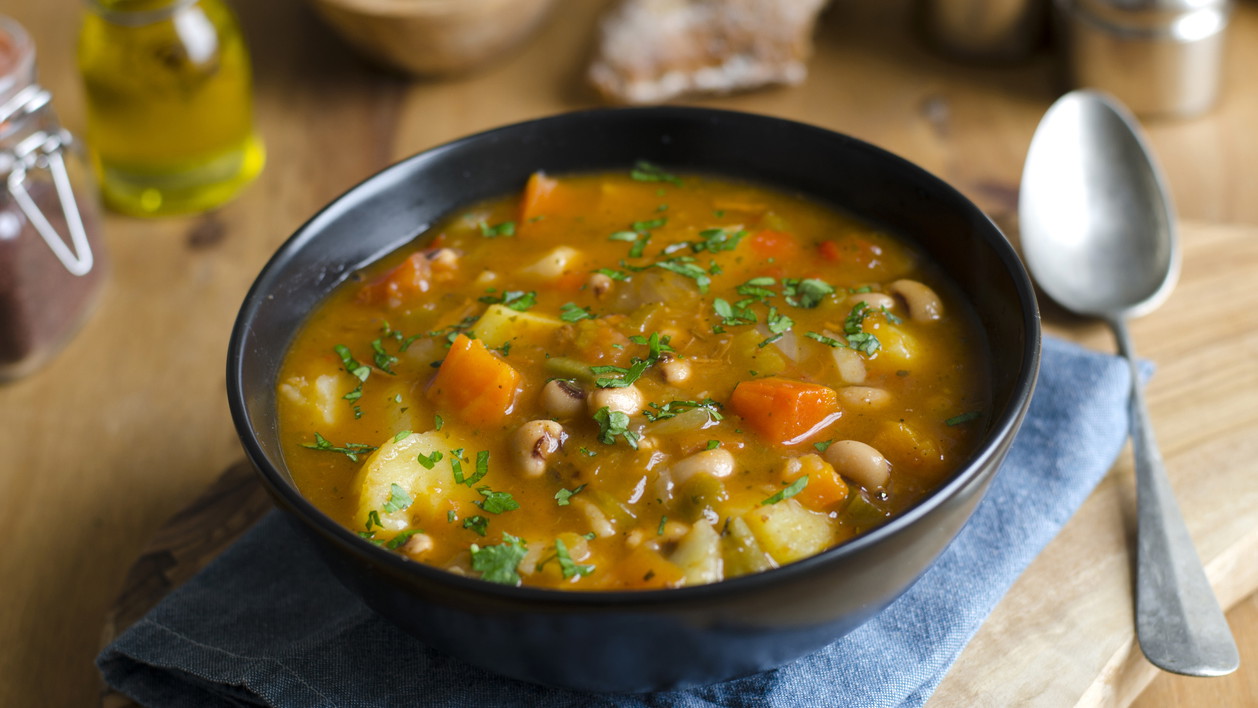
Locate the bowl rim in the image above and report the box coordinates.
[227,105,1042,608]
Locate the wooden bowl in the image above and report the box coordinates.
[309,0,557,77]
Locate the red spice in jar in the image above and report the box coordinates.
[0,16,108,380]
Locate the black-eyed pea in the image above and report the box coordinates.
[889,279,944,322]
[541,379,586,419]
[400,532,435,556]
[513,420,565,478]
[659,354,691,385]
[586,271,615,299]
[588,384,644,417]
[669,448,735,485]
[823,440,891,489]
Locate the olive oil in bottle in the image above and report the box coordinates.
[78,0,264,216]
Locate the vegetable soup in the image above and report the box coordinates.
[276,165,992,590]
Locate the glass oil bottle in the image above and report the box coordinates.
[78,0,264,216]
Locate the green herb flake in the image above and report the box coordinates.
[559,302,596,322]
[555,538,595,580]
[593,406,640,449]
[657,516,668,535]
[393,430,413,443]
[713,298,757,327]
[578,447,597,458]
[643,398,724,423]
[382,483,413,513]
[805,331,845,348]
[476,486,520,514]
[434,414,444,431]
[654,257,711,293]
[706,440,720,450]
[463,515,489,536]
[766,307,794,335]
[783,278,835,309]
[385,528,423,550]
[334,345,371,382]
[813,439,835,452]
[693,227,747,253]
[630,161,683,187]
[595,267,630,281]
[762,476,809,505]
[479,290,538,312]
[946,411,982,426]
[302,432,378,463]
[555,484,587,506]
[470,533,528,585]
[479,221,517,238]
[365,510,383,531]
[416,450,444,469]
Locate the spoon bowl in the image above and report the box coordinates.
[1019,90,1238,677]
[1019,91,1178,320]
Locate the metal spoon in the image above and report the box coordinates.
[1018,90,1239,676]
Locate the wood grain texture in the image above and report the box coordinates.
[1,0,1256,706]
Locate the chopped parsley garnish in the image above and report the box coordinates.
[632,217,667,233]
[658,516,668,535]
[555,538,595,579]
[766,307,794,335]
[434,414,443,431]
[334,345,371,382]
[813,439,835,452]
[713,298,757,326]
[843,302,883,355]
[416,450,444,469]
[478,289,537,312]
[762,476,809,505]
[578,447,597,458]
[475,486,520,514]
[654,257,711,293]
[946,411,982,426]
[470,533,528,585]
[463,515,489,536]
[451,449,488,487]
[736,276,777,302]
[559,302,596,322]
[479,220,516,238]
[591,332,670,388]
[758,333,785,348]
[805,331,845,348]
[555,484,586,506]
[783,278,835,308]
[706,440,721,450]
[370,339,398,374]
[302,432,377,462]
[692,227,746,253]
[393,430,412,443]
[365,510,383,531]
[385,528,423,550]
[594,406,640,449]
[630,160,683,187]
[643,398,724,423]
[381,483,413,513]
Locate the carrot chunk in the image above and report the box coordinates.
[357,252,431,307]
[427,334,522,427]
[784,455,850,509]
[519,171,562,223]
[728,377,839,446]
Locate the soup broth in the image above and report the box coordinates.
[276,167,991,590]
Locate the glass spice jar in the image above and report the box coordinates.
[78,0,264,216]
[1,15,107,381]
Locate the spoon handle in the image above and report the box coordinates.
[1111,318,1240,676]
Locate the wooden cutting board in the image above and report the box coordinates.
[100,223,1258,707]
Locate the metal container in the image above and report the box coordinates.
[1056,0,1232,118]
[917,0,1049,61]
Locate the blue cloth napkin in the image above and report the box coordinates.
[98,336,1136,708]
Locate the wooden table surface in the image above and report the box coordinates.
[2,0,1255,705]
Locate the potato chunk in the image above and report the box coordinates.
[670,519,723,585]
[740,498,837,564]
[472,304,563,349]
[354,430,480,532]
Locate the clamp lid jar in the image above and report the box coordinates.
[1,15,107,381]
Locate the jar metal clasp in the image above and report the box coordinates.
[0,84,94,277]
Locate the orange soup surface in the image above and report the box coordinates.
[277,167,991,590]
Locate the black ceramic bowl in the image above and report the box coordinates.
[227,107,1040,693]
